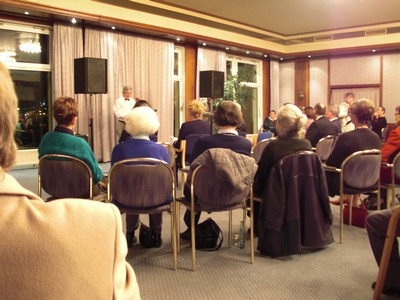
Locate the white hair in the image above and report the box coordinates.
[125,106,160,136]
[276,104,306,137]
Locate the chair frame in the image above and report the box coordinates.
[373,206,400,300]
[177,164,254,271]
[324,149,381,243]
[251,137,276,163]
[107,157,177,271]
[315,135,335,162]
[38,153,93,200]
[380,152,400,209]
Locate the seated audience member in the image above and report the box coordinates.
[259,110,277,135]
[380,105,400,184]
[0,62,140,299]
[305,103,336,147]
[325,99,382,202]
[371,106,388,139]
[253,104,312,232]
[180,100,252,239]
[119,100,158,143]
[366,209,400,296]
[304,106,315,132]
[326,103,342,135]
[173,99,210,167]
[38,96,106,195]
[111,106,170,248]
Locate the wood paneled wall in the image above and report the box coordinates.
[294,61,309,107]
[262,59,270,119]
[184,45,197,120]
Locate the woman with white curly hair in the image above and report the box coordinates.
[111,106,170,249]
[252,104,312,234]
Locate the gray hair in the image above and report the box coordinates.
[0,62,18,171]
[276,104,306,137]
[122,85,132,92]
[125,106,160,136]
[328,103,339,117]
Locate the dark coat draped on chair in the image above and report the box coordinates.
[257,151,334,257]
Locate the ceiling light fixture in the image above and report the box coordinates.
[24,11,29,15]
[226,47,229,50]
[246,51,250,54]
[308,55,312,58]
[202,43,207,46]
[372,49,376,52]
[71,18,77,24]
[111,26,116,30]
[176,38,181,41]
[280,58,283,61]
[264,54,268,58]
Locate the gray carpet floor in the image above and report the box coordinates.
[10,165,400,300]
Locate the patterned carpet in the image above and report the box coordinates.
[10,166,398,300]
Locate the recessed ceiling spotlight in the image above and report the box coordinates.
[111,26,116,30]
[372,49,376,52]
[308,55,312,58]
[246,51,250,54]
[24,11,30,15]
[71,18,77,24]
[264,54,268,58]
[202,43,207,46]
[226,47,229,50]
[280,58,283,61]
[176,37,181,41]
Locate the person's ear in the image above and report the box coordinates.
[71,116,77,126]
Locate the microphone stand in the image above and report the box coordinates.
[89,94,94,151]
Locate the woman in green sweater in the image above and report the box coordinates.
[38,97,104,195]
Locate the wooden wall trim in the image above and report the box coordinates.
[380,54,383,106]
[184,45,197,121]
[294,61,309,107]
[330,84,381,89]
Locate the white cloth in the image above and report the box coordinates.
[113,97,136,121]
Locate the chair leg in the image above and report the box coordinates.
[339,194,344,244]
[373,208,400,299]
[228,211,232,247]
[176,202,181,253]
[191,209,196,271]
[171,203,177,271]
[249,196,254,264]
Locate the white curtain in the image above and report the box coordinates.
[53,23,85,130]
[330,87,380,107]
[196,48,226,99]
[81,29,174,161]
[270,60,280,112]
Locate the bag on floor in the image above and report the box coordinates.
[139,223,154,248]
[343,200,368,228]
[195,218,223,251]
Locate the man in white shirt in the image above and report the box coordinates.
[338,92,355,132]
[113,85,136,140]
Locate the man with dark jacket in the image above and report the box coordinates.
[305,103,336,147]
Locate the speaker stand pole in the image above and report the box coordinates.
[207,98,214,134]
[89,94,95,151]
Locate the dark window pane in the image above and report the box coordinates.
[238,63,256,83]
[11,70,51,149]
[174,81,180,136]
[0,30,49,64]
[174,52,179,76]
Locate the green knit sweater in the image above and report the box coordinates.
[38,131,103,184]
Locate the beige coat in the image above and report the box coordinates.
[0,173,140,300]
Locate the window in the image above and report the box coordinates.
[0,21,51,149]
[226,55,262,133]
[173,46,185,136]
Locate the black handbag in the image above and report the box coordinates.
[195,218,223,251]
[139,223,154,248]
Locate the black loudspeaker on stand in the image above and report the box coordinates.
[74,57,108,150]
[199,71,224,133]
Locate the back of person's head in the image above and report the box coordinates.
[380,106,386,113]
[328,103,339,117]
[349,98,375,124]
[314,103,326,116]
[276,104,306,137]
[345,92,355,99]
[125,106,160,136]
[214,100,243,127]
[53,97,78,126]
[133,99,150,108]
[0,62,18,171]
[188,99,207,119]
[304,106,315,119]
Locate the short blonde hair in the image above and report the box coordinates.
[125,106,160,136]
[188,99,207,119]
[0,62,18,171]
[276,104,306,137]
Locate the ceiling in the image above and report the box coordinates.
[153,0,400,37]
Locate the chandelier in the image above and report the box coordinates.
[19,33,41,54]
